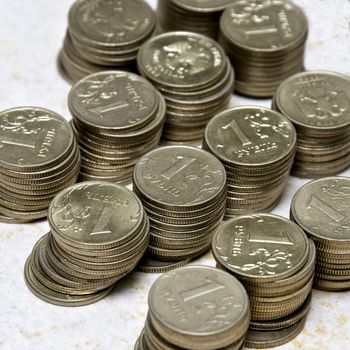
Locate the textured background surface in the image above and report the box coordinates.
[0,1,350,349]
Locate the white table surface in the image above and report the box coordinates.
[0,1,350,349]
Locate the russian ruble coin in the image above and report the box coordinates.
[219,0,308,97]
[273,71,350,177]
[204,106,296,217]
[137,31,233,142]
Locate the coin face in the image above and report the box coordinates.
[68,71,158,130]
[173,0,235,12]
[0,107,73,169]
[48,182,143,246]
[138,32,226,89]
[291,177,350,242]
[212,214,309,281]
[220,0,307,51]
[68,0,155,47]
[149,266,249,338]
[133,146,226,207]
[276,71,350,131]
[205,106,296,166]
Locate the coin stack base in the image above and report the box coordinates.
[138,31,234,142]
[291,177,350,292]
[133,146,227,268]
[213,214,314,349]
[0,107,80,223]
[219,1,308,97]
[135,266,250,350]
[273,71,350,178]
[204,107,296,218]
[60,0,157,82]
[24,182,149,306]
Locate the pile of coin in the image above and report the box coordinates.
[68,71,166,183]
[213,214,314,349]
[219,0,308,97]
[24,182,149,306]
[0,107,80,223]
[60,0,157,82]
[135,265,250,350]
[291,177,350,292]
[157,0,234,39]
[137,31,234,142]
[133,145,227,269]
[203,106,296,218]
[273,71,350,178]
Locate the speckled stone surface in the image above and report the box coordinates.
[0,1,349,349]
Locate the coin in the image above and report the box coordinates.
[219,0,308,97]
[137,31,233,142]
[204,106,296,217]
[0,107,80,222]
[68,71,166,183]
[273,71,350,177]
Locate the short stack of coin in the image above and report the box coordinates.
[273,71,350,178]
[137,31,234,142]
[135,266,250,350]
[213,214,315,349]
[68,71,166,183]
[219,0,308,97]
[60,0,157,82]
[157,0,234,39]
[24,182,149,306]
[133,145,227,270]
[291,177,350,292]
[0,107,80,223]
[203,106,296,218]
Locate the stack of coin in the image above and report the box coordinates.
[68,71,166,183]
[133,145,227,269]
[60,0,157,82]
[0,107,80,223]
[135,266,250,350]
[219,0,308,97]
[213,214,314,349]
[137,31,234,142]
[291,177,350,292]
[273,71,350,178]
[24,182,149,306]
[203,106,296,218]
[157,0,234,39]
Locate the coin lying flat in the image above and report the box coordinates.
[133,145,227,268]
[219,0,308,97]
[291,176,350,291]
[0,107,80,222]
[24,182,150,306]
[213,214,313,347]
[68,71,166,183]
[137,31,233,142]
[204,106,296,217]
[60,0,157,82]
[135,265,250,350]
[273,71,350,178]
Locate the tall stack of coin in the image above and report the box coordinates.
[291,177,350,292]
[133,146,227,269]
[68,71,166,183]
[157,0,234,39]
[137,31,234,142]
[24,182,150,306]
[0,107,80,223]
[60,0,157,82]
[213,214,315,349]
[135,266,250,350]
[203,106,296,218]
[273,71,350,178]
[219,0,308,97]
